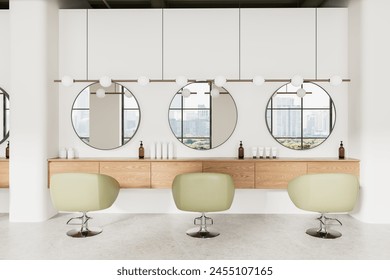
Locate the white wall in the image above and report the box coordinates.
[9,0,59,221]
[349,0,390,223]
[0,10,9,213]
[240,8,316,79]
[57,8,349,215]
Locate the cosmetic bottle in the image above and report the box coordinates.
[168,142,174,159]
[265,147,271,159]
[339,141,345,159]
[150,143,156,159]
[139,141,145,159]
[258,147,264,159]
[272,147,278,159]
[59,147,67,159]
[67,148,74,159]
[5,141,9,159]
[238,141,244,159]
[251,147,257,159]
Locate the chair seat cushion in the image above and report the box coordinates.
[287,173,359,213]
[50,173,120,212]
[172,172,235,212]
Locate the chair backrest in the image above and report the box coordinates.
[50,173,120,212]
[287,173,359,213]
[172,172,235,212]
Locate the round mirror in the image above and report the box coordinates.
[168,81,237,150]
[266,82,336,150]
[71,82,140,150]
[0,87,10,145]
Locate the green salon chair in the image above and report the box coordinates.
[172,172,235,238]
[50,173,120,238]
[288,173,359,239]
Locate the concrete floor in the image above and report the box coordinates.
[0,213,389,260]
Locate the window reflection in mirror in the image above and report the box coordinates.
[266,82,336,150]
[72,82,140,150]
[0,87,10,145]
[168,81,237,150]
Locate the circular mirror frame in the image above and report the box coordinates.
[265,82,336,150]
[168,81,238,150]
[0,87,10,145]
[71,82,141,150]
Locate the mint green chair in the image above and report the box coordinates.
[172,172,235,238]
[288,173,359,239]
[50,173,120,238]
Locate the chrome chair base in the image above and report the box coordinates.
[65,212,102,238]
[306,228,342,239]
[186,227,220,238]
[186,213,220,239]
[67,228,103,238]
[305,213,343,239]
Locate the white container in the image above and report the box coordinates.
[168,142,174,159]
[258,147,264,159]
[156,142,161,159]
[265,147,271,159]
[162,142,168,159]
[59,148,67,159]
[67,148,74,159]
[272,147,278,159]
[150,143,156,159]
[251,147,257,159]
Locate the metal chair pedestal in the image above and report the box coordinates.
[186,213,219,238]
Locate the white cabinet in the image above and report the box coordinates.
[163,9,239,80]
[317,8,348,79]
[0,11,9,87]
[59,10,87,79]
[88,9,162,79]
[240,8,316,79]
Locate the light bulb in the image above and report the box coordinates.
[210,87,220,98]
[330,75,342,86]
[181,88,191,98]
[296,88,306,98]
[137,76,149,86]
[214,75,226,87]
[253,75,265,86]
[175,76,188,87]
[291,75,304,87]
[61,76,74,87]
[96,88,106,98]
[124,91,133,98]
[99,76,112,88]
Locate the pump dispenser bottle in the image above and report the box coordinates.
[338,141,345,159]
[238,141,244,159]
[139,141,144,159]
[5,141,9,159]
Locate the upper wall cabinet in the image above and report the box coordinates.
[240,9,316,79]
[0,11,9,87]
[163,9,239,80]
[88,10,162,79]
[317,8,348,79]
[59,10,88,79]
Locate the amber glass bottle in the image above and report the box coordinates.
[139,141,144,159]
[5,141,9,159]
[338,141,345,159]
[238,141,244,159]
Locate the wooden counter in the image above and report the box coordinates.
[0,158,9,188]
[48,157,359,189]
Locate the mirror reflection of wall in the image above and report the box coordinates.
[168,81,237,150]
[266,82,336,150]
[0,87,10,145]
[72,82,140,150]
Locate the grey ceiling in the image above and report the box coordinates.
[0,0,349,9]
